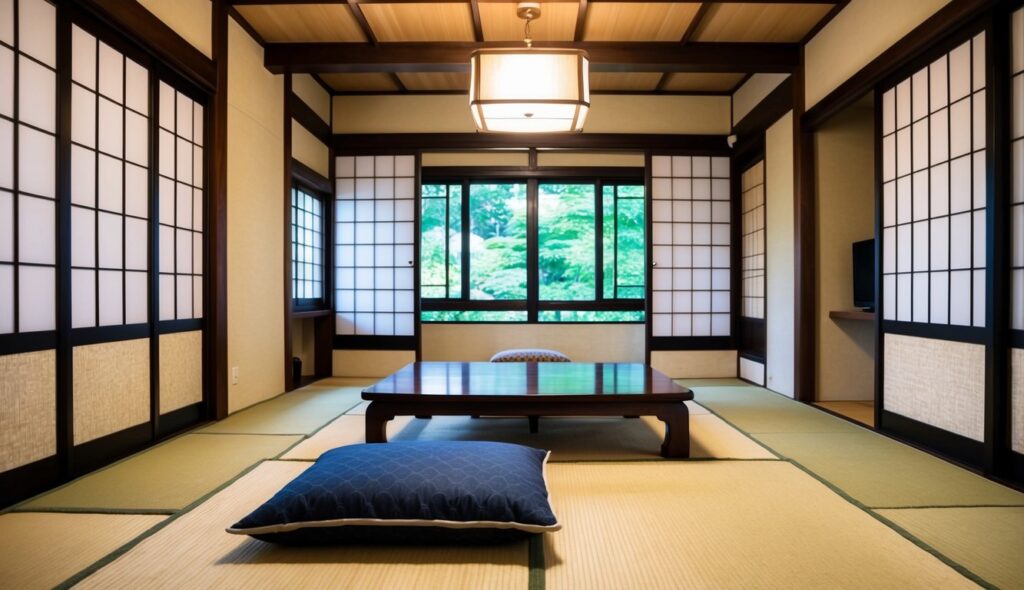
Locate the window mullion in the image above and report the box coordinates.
[595,180,604,302]
[443,184,450,299]
[461,180,470,302]
[610,185,618,299]
[527,178,539,323]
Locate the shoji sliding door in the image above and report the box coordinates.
[155,79,204,421]
[0,0,59,500]
[69,23,154,449]
[334,154,419,356]
[1010,6,1023,472]
[648,154,735,376]
[878,27,989,461]
[739,160,766,385]
[0,1,210,506]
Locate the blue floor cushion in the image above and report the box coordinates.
[227,441,560,545]
[490,348,571,362]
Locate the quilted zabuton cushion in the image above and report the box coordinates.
[227,441,560,545]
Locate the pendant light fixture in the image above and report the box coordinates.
[468,2,590,133]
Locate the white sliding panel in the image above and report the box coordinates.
[1012,8,1024,333]
[1011,7,1024,455]
[881,31,989,445]
[70,26,150,328]
[881,33,987,327]
[0,0,57,334]
[157,81,204,321]
[650,155,732,337]
[335,155,417,336]
[741,161,766,320]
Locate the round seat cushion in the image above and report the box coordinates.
[490,349,571,363]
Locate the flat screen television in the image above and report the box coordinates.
[852,239,875,311]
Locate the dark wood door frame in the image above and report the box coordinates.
[284,81,335,391]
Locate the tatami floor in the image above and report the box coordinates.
[1,379,1022,589]
[815,400,875,427]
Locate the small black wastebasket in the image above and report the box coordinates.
[292,357,302,387]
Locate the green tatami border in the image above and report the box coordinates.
[53,460,273,590]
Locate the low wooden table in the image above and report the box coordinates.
[362,362,694,458]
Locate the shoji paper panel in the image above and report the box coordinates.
[650,155,732,337]
[70,26,150,328]
[881,34,987,327]
[159,330,202,414]
[741,161,765,319]
[0,0,57,334]
[1013,349,1024,454]
[1012,8,1023,454]
[0,350,56,472]
[335,155,416,336]
[883,333,984,441]
[158,81,204,321]
[291,187,324,301]
[739,356,765,386]
[73,339,150,445]
[1012,8,1024,331]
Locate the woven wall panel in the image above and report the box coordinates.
[159,330,202,414]
[883,334,984,441]
[0,350,56,472]
[73,339,150,445]
[1012,348,1024,453]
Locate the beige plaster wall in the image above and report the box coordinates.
[226,18,285,413]
[804,0,950,109]
[814,101,875,401]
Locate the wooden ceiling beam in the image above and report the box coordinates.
[679,2,710,44]
[265,41,800,74]
[573,0,588,42]
[470,0,484,42]
[390,72,409,92]
[655,1,711,93]
[346,0,379,44]
[800,0,849,43]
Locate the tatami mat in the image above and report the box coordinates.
[542,461,980,590]
[280,414,416,461]
[693,386,863,434]
[687,384,1024,508]
[281,409,773,462]
[18,434,301,512]
[755,431,1024,508]
[815,400,875,427]
[675,378,750,388]
[874,507,1024,590]
[198,382,368,435]
[0,512,165,590]
[74,461,530,590]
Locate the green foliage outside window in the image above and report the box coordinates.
[421,180,645,323]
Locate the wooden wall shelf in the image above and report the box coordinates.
[829,310,875,321]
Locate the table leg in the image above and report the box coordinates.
[657,403,690,458]
[365,402,395,443]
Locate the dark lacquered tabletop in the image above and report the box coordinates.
[362,362,693,402]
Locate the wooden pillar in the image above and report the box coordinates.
[793,51,817,403]
[208,0,229,419]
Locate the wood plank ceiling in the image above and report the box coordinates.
[231,0,844,94]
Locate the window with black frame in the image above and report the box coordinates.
[291,184,327,310]
[420,178,645,323]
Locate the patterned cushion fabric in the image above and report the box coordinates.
[490,348,571,363]
[227,441,559,545]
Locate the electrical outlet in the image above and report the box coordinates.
[231,367,239,385]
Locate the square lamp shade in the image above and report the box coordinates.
[469,49,590,133]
